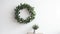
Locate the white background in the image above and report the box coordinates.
[0,0,60,34]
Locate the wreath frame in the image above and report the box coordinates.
[15,3,36,24]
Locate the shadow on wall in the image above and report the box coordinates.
[53,31,60,34]
[57,32,60,34]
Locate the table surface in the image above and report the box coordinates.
[27,32,43,34]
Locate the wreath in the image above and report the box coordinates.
[14,3,36,24]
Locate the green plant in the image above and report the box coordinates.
[15,3,36,24]
[32,24,39,34]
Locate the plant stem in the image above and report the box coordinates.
[33,30,35,34]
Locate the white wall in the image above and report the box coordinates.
[0,0,60,34]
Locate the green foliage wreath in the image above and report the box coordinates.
[15,3,36,24]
